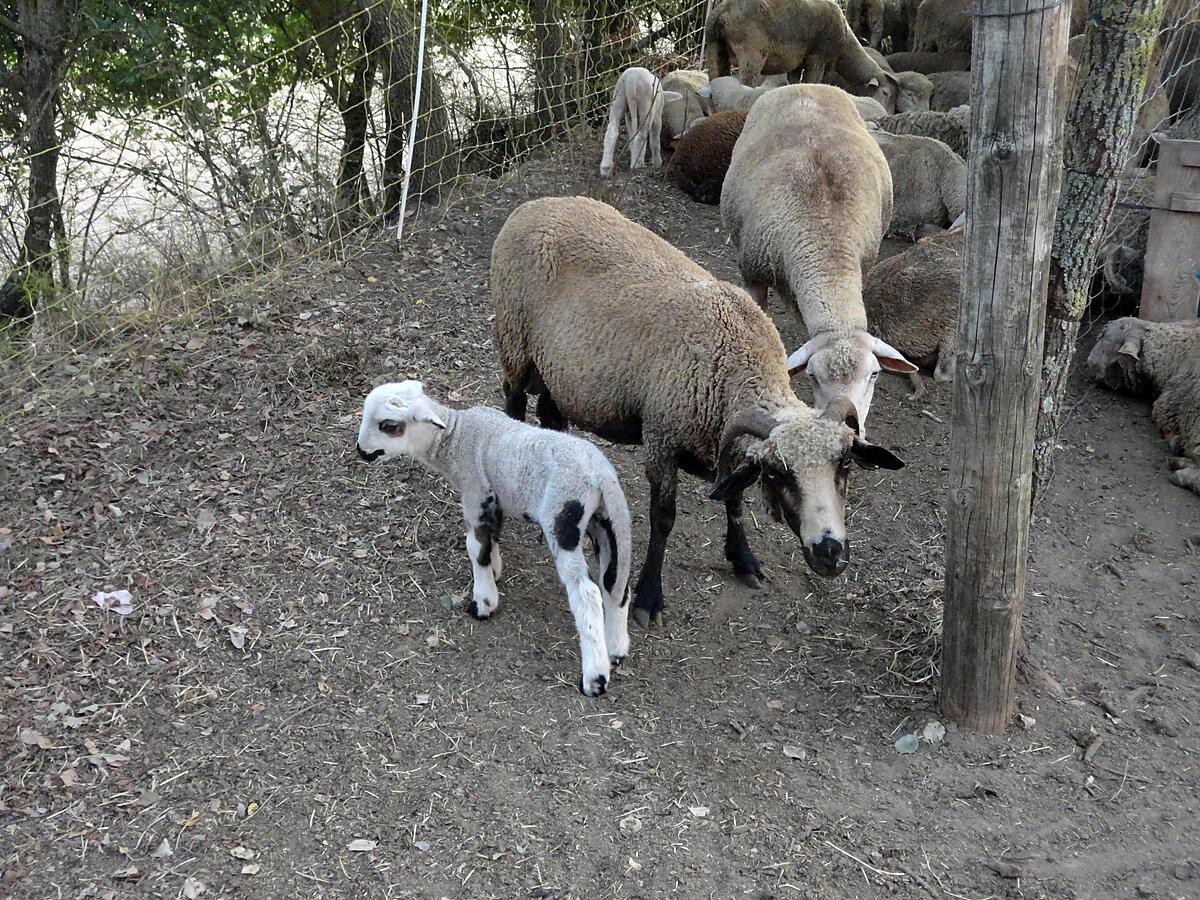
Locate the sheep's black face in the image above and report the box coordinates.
[759,461,849,578]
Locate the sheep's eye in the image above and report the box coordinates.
[869,371,879,381]
[378,420,405,436]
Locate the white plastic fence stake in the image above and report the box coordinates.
[395,0,430,243]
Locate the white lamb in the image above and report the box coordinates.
[356,381,633,697]
[600,67,682,177]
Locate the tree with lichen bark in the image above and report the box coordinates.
[1033,0,1164,497]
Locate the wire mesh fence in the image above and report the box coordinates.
[0,0,709,416]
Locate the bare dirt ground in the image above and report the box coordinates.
[2,153,1199,900]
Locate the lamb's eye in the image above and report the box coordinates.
[870,371,879,381]
[378,420,405,436]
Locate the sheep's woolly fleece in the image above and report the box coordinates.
[812,334,870,382]
[762,407,849,473]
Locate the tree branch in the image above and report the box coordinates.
[0,12,51,53]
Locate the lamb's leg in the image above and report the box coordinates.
[464,494,503,620]
[633,458,678,628]
[547,525,610,697]
[724,491,764,589]
[587,515,630,666]
[628,96,649,169]
[649,100,665,168]
[599,83,626,177]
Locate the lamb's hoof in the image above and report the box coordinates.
[579,673,608,697]
[632,607,651,628]
[735,571,762,590]
[466,599,491,621]
[610,654,627,668]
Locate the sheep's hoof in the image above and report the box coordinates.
[632,607,651,628]
[579,673,608,697]
[735,571,762,590]
[652,611,663,627]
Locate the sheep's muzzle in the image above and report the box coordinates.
[357,444,384,462]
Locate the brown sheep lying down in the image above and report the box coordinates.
[666,109,747,204]
[1086,317,1200,496]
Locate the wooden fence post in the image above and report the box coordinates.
[940,0,1071,733]
[1140,137,1200,321]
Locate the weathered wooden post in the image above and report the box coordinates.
[1140,137,1200,321]
[940,0,1071,732]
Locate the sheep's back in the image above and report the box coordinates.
[667,109,748,204]
[863,229,961,363]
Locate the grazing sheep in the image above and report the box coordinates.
[721,84,918,429]
[873,107,970,156]
[660,69,710,148]
[928,70,970,111]
[845,0,913,50]
[885,50,971,73]
[864,227,962,396]
[666,109,747,204]
[871,131,966,237]
[355,380,633,696]
[1086,318,1200,495]
[911,0,972,53]
[600,67,682,177]
[829,64,933,112]
[701,76,889,120]
[491,196,907,626]
[704,0,902,112]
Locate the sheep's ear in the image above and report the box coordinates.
[786,338,819,375]
[1117,335,1142,360]
[697,85,712,98]
[873,338,919,374]
[866,76,880,89]
[851,440,905,470]
[662,90,683,103]
[710,455,762,500]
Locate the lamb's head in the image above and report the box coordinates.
[710,400,905,577]
[787,331,917,433]
[1086,317,1156,393]
[356,381,447,463]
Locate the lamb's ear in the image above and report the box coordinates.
[786,338,820,375]
[710,455,762,500]
[661,90,683,103]
[851,439,905,470]
[873,338,919,374]
[1118,335,1142,359]
[415,412,447,430]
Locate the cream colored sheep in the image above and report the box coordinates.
[491,196,907,626]
[702,76,889,120]
[928,70,970,111]
[1086,318,1200,495]
[871,131,966,237]
[863,227,962,396]
[721,84,918,431]
[704,0,901,111]
[660,69,710,146]
[845,0,912,50]
[873,107,969,156]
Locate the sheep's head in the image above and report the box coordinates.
[864,71,901,114]
[356,380,447,463]
[895,72,933,113]
[786,331,917,433]
[710,400,904,577]
[1086,317,1153,393]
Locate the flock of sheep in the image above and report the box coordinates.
[355,0,1200,695]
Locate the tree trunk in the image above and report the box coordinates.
[1032,0,1163,497]
[940,0,1070,733]
[0,0,78,325]
[529,0,570,133]
[370,0,455,218]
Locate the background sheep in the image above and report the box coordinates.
[704,0,901,111]
[864,227,962,396]
[885,50,971,73]
[721,84,918,429]
[491,196,907,626]
[660,69,710,150]
[600,67,682,177]
[871,131,966,237]
[666,109,747,204]
[355,381,633,696]
[928,70,970,111]
[1086,318,1200,495]
[845,0,913,50]
[830,62,934,112]
[873,107,970,156]
[911,0,972,53]
[698,75,780,112]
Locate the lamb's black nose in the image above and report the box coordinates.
[357,444,384,462]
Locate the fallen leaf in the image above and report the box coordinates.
[414,693,431,705]
[894,734,920,754]
[19,728,53,750]
[921,721,946,744]
[228,625,247,651]
[91,590,134,616]
[183,876,206,898]
[688,806,709,818]
[1018,714,1036,730]
[414,841,432,852]
[229,846,256,860]
[241,863,261,875]
[58,767,79,787]
[782,745,806,760]
[347,839,377,852]
[195,509,217,530]
[184,335,208,351]
[151,838,172,858]
[112,865,140,880]
[985,859,1024,879]
[619,815,643,834]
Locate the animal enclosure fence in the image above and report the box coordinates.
[0,0,709,417]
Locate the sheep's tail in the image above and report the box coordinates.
[595,471,633,610]
[704,16,729,81]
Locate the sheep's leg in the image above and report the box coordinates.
[801,55,826,84]
[747,283,769,309]
[503,378,528,421]
[464,495,503,619]
[906,371,926,399]
[633,461,678,628]
[547,534,610,697]
[536,390,569,431]
[587,515,630,666]
[648,100,665,168]
[724,492,764,589]
[933,346,956,383]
